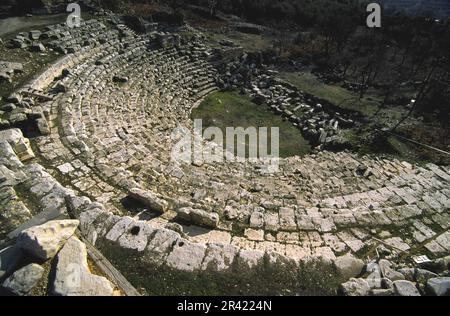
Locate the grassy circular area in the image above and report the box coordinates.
[192,91,311,158]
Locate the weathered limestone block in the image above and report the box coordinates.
[379,259,405,281]
[312,217,337,233]
[264,212,279,232]
[0,129,35,161]
[278,207,297,231]
[176,207,192,222]
[398,268,437,283]
[236,249,264,269]
[393,280,421,296]
[105,216,134,242]
[36,117,50,135]
[79,209,109,242]
[146,229,181,265]
[201,243,238,272]
[117,220,155,252]
[2,263,44,295]
[340,278,370,296]
[17,220,79,260]
[40,184,75,214]
[334,253,365,279]
[285,244,311,262]
[296,215,315,230]
[176,208,219,228]
[129,188,168,213]
[426,277,450,296]
[165,240,206,272]
[249,211,264,228]
[244,228,264,241]
[52,236,114,296]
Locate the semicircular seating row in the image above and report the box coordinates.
[4,25,448,275]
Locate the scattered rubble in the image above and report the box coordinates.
[2,263,44,295]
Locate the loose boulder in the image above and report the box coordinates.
[426,277,450,296]
[334,253,365,279]
[379,259,405,281]
[17,220,79,260]
[52,236,114,296]
[340,278,370,296]
[2,263,44,295]
[393,280,421,296]
[129,188,169,213]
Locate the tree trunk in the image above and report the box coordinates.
[391,65,436,132]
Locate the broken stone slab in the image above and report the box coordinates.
[398,268,438,283]
[52,236,114,296]
[190,209,219,228]
[426,277,450,296]
[176,207,219,228]
[334,253,365,279]
[1,263,44,295]
[129,188,168,213]
[340,278,370,296]
[7,204,69,240]
[379,259,405,281]
[0,129,35,161]
[17,219,79,260]
[393,280,421,296]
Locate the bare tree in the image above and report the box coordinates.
[391,60,438,132]
[208,0,218,17]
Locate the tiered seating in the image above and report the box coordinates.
[0,17,448,286]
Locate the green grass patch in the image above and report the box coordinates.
[208,32,274,53]
[192,91,311,158]
[279,71,383,117]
